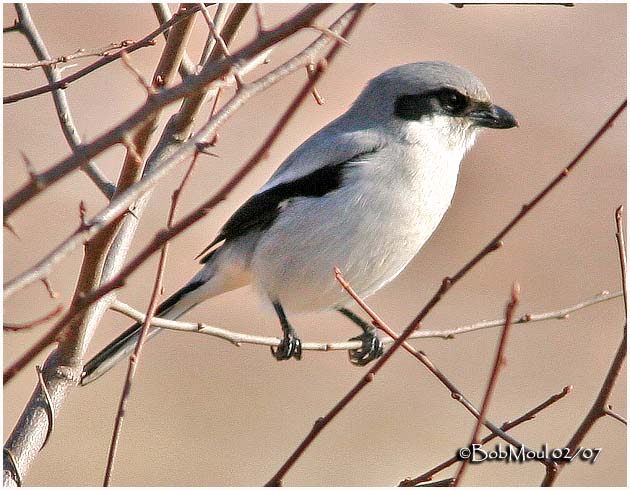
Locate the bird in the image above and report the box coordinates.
[81,61,517,385]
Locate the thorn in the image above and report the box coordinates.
[309,24,351,47]
[41,278,60,299]
[306,64,324,105]
[120,51,153,94]
[4,220,20,239]
[79,200,87,227]
[21,152,44,189]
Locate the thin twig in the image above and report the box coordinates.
[4,3,328,225]
[3,4,344,384]
[102,152,201,487]
[119,52,153,93]
[453,283,519,486]
[451,2,574,7]
[540,207,627,486]
[4,40,136,70]
[334,271,553,463]
[615,205,627,316]
[199,3,231,67]
[400,385,573,486]
[34,366,54,449]
[12,4,116,198]
[109,289,621,351]
[3,5,202,104]
[4,305,64,331]
[41,278,59,299]
[2,5,330,302]
[603,405,627,426]
[265,99,626,487]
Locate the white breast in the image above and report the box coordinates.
[250,121,473,313]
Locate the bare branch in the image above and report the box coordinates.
[103,150,201,486]
[603,405,627,426]
[4,305,64,331]
[3,5,329,300]
[453,283,519,486]
[400,385,573,486]
[3,40,136,70]
[615,205,627,316]
[3,4,202,104]
[151,3,196,78]
[108,288,622,351]
[12,4,116,198]
[540,207,627,486]
[265,99,627,487]
[3,3,347,383]
[4,3,328,221]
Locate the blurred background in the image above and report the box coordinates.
[3,3,626,486]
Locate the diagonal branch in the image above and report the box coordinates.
[3,4,203,104]
[541,207,627,486]
[3,5,327,300]
[12,4,115,198]
[3,3,328,228]
[265,101,626,485]
[2,3,354,384]
[453,283,519,486]
[400,385,573,486]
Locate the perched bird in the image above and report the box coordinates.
[81,61,517,385]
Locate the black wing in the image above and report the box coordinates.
[197,152,374,263]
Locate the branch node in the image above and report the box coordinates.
[4,219,21,239]
[41,277,60,299]
[21,152,44,190]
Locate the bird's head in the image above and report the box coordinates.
[350,61,517,153]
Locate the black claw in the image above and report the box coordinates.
[271,301,302,361]
[348,330,383,366]
[271,332,302,361]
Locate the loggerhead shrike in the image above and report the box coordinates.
[81,61,517,385]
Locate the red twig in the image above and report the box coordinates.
[400,385,573,486]
[4,304,64,331]
[102,150,201,486]
[615,205,627,316]
[453,283,519,486]
[265,100,626,486]
[2,6,202,104]
[540,207,627,486]
[3,3,334,385]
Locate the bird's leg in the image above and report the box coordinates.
[270,301,302,361]
[337,307,383,366]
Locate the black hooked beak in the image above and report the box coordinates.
[468,103,518,129]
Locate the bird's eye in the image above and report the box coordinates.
[435,89,468,115]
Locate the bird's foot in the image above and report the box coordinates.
[271,330,302,361]
[348,328,383,366]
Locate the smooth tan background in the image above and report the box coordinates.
[4,3,627,486]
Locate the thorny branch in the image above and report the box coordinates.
[265,101,626,485]
[540,207,627,486]
[2,4,203,104]
[11,4,116,198]
[453,283,519,486]
[2,3,352,383]
[103,150,201,486]
[4,4,330,299]
[4,40,137,70]
[399,385,573,486]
